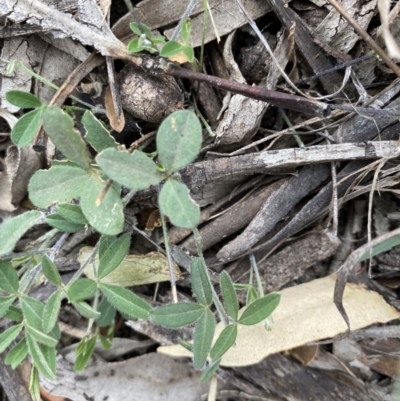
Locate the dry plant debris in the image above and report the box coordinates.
[1,0,400,401]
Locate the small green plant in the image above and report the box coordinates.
[0,89,280,399]
[128,19,195,62]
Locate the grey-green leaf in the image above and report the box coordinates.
[56,203,87,224]
[28,165,90,208]
[20,296,44,330]
[100,283,151,320]
[239,293,281,326]
[42,289,62,333]
[156,110,202,173]
[210,324,237,361]
[0,211,41,257]
[190,258,213,306]
[96,297,116,327]
[0,324,23,353]
[5,338,28,369]
[74,336,97,371]
[43,106,91,170]
[0,260,19,293]
[96,148,163,190]
[26,334,56,380]
[72,301,101,319]
[159,180,200,229]
[82,111,118,152]
[6,90,42,108]
[46,213,85,233]
[220,271,238,321]
[11,108,44,147]
[25,325,58,347]
[193,309,216,370]
[149,302,204,328]
[80,175,124,235]
[200,358,221,382]
[67,278,97,301]
[41,255,62,286]
[0,295,16,317]
[98,233,130,280]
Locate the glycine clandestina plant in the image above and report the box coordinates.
[0,89,281,399]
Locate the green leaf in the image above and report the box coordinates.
[0,211,41,257]
[160,41,185,58]
[72,301,101,319]
[25,325,58,347]
[43,106,91,171]
[0,324,23,353]
[193,309,216,370]
[140,24,152,39]
[181,19,191,45]
[96,148,163,191]
[26,334,56,380]
[28,165,90,208]
[239,293,281,326]
[5,338,28,369]
[56,203,87,224]
[20,296,44,330]
[200,358,221,381]
[151,36,166,44]
[178,338,193,352]
[149,302,204,328]
[182,46,195,63]
[42,289,62,333]
[156,110,202,173]
[74,336,97,371]
[359,235,400,262]
[4,306,23,322]
[246,286,258,306]
[209,324,237,361]
[67,278,97,301]
[46,213,85,233]
[190,258,213,306]
[29,367,41,401]
[41,255,62,286]
[96,297,116,327]
[11,108,44,147]
[129,22,142,36]
[127,38,146,53]
[0,260,19,293]
[100,283,151,320]
[159,180,200,229]
[220,271,239,321]
[82,111,118,152]
[98,233,130,280]
[0,295,16,317]
[80,174,124,235]
[6,90,43,108]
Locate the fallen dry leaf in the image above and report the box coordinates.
[158,275,400,367]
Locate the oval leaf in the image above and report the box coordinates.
[11,108,43,147]
[156,110,202,173]
[67,278,97,301]
[159,180,200,229]
[25,325,58,347]
[0,260,19,293]
[56,203,87,224]
[41,255,62,286]
[42,289,62,333]
[96,298,116,327]
[0,324,23,353]
[72,301,101,319]
[20,296,44,330]
[150,302,204,327]
[6,90,42,108]
[46,213,85,233]
[239,293,281,326]
[160,41,185,58]
[98,233,131,280]
[99,283,151,320]
[80,175,124,235]
[26,334,55,380]
[43,106,91,171]
[220,271,238,321]
[74,336,97,371]
[193,309,216,370]
[82,111,118,152]
[96,148,163,190]
[191,258,213,306]
[0,211,41,257]
[210,324,237,361]
[200,358,221,382]
[5,338,28,369]
[28,165,90,208]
